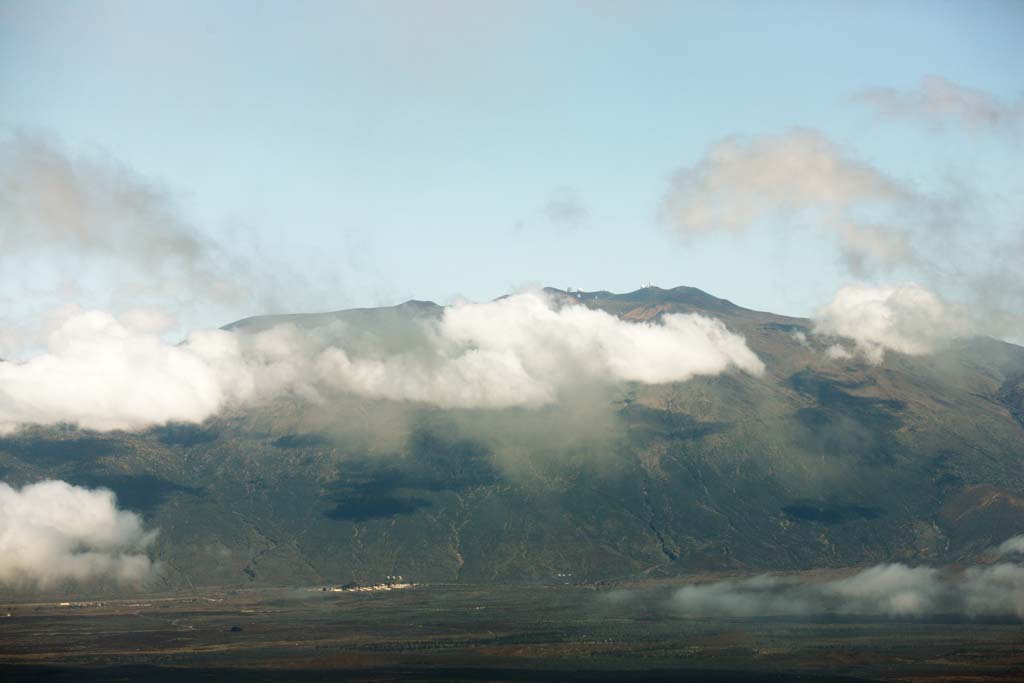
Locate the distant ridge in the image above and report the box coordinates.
[225,285,801,332]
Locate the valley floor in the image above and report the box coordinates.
[0,582,1021,682]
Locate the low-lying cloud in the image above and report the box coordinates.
[0,479,157,590]
[671,542,1024,618]
[812,284,964,363]
[0,292,764,432]
[997,535,1024,558]
[0,308,252,432]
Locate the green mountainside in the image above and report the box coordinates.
[2,286,1023,590]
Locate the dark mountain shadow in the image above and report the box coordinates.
[621,404,731,442]
[761,322,811,334]
[273,433,332,449]
[406,429,498,490]
[150,423,219,447]
[790,370,904,465]
[324,428,498,522]
[782,501,883,525]
[324,494,430,521]
[70,474,204,514]
[0,435,120,464]
[997,374,1024,429]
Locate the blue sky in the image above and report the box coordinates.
[1,0,1022,330]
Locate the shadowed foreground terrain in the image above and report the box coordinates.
[1,583,1021,682]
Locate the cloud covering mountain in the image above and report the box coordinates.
[0,292,764,432]
[812,284,964,363]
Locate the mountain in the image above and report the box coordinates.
[2,285,1023,590]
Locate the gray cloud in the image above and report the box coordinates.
[0,480,157,590]
[0,132,251,336]
[857,76,1024,132]
[660,128,920,276]
[0,132,369,338]
[542,187,589,228]
[0,133,203,266]
[661,127,1024,348]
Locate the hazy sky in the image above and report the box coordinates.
[2,0,1022,330]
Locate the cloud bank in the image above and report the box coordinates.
[672,552,1024,619]
[812,284,963,363]
[0,293,763,432]
[857,76,1024,132]
[0,308,253,432]
[0,480,157,590]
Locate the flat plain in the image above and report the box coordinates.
[1,582,1021,682]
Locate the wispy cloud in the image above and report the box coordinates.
[856,76,1024,132]
[542,187,589,228]
[660,129,920,276]
[660,125,1023,350]
[0,133,203,267]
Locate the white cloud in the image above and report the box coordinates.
[315,292,766,408]
[0,308,252,433]
[0,480,157,590]
[812,284,963,363]
[660,129,918,275]
[857,76,1024,131]
[672,560,1024,618]
[0,293,764,431]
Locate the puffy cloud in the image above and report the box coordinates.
[671,560,1024,619]
[319,292,763,408]
[660,129,918,275]
[0,293,763,431]
[812,284,963,363]
[857,76,1024,131]
[0,308,251,432]
[0,480,157,589]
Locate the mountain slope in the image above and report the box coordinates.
[1,285,1022,590]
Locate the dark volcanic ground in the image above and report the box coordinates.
[1,582,1021,682]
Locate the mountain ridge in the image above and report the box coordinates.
[1,284,1022,592]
